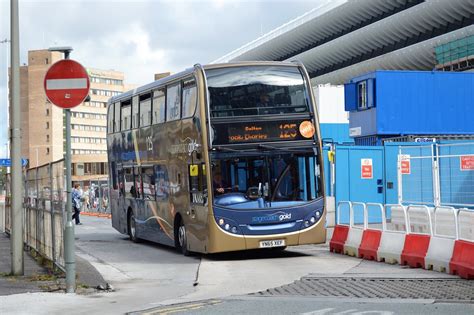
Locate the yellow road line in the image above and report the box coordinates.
[142,300,221,315]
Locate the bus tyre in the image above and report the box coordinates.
[176,219,190,256]
[128,210,139,243]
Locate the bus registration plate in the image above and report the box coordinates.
[259,239,285,248]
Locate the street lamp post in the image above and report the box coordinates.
[10,0,23,276]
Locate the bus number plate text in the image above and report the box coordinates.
[259,239,285,248]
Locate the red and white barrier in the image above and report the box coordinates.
[358,203,384,261]
[329,201,351,254]
[425,206,458,273]
[329,201,474,280]
[450,208,474,279]
[343,202,365,257]
[377,204,407,264]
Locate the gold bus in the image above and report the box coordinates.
[106,61,326,255]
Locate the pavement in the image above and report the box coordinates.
[0,231,107,296]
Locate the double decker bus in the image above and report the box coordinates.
[106,61,325,255]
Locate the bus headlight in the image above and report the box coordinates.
[304,220,310,227]
[231,226,238,233]
[224,224,230,230]
[310,216,316,224]
[218,218,225,226]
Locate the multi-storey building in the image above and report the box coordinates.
[12,49,129,184]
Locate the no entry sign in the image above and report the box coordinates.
[43,59,90,109]
[361,158,373,179]
[460,155,474,171]
[400,154,411,175]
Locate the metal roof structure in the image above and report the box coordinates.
[213,0,474,85]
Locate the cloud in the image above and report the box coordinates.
[0,0,325,149]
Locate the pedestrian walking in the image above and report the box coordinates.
[72,184,83,225]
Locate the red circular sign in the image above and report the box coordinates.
[43,59,90,109]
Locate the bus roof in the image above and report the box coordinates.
[108,61,299,105]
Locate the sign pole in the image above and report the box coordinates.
[44,48,90,293]
[10,0,24,276]
[62,49,75,293]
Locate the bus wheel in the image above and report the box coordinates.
[176,219,190,256]
[128,210,139,243]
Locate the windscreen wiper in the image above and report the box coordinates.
[214,146,239,152]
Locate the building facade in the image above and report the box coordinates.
[13,49,128,183]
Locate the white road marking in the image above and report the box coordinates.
[301,308,335,315]
[46,78,87,90]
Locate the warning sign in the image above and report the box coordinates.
[400,154,411,175]
[460,156,474,171]
[361,158,373,179]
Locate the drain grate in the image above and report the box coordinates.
[253,277,474,301]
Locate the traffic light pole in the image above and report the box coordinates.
[10,0,24,276]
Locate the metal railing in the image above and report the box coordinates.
[5,160,66,271]
[336,201,473,242]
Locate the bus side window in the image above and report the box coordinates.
[114,102,121,132]
[155,165,169,200]
[121,100,131,130]
[134,166,142,199]
[132,96,140,129]
[124,167,133,198]
[141,166,155,200]
[182,78,197,118]
[107,103,114,134]
[152,89,166,124]
[118,169,124,196]
[166,83,181,121]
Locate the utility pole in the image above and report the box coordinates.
[10,0,24,276]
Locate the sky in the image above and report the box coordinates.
[0,0,324,159]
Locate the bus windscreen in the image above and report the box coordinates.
[206,66,309,117]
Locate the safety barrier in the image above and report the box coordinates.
[401,205,432,268]
[358,203,384,261]
[377,204,407,264]
[343,202,365,257]
[329,201,474,279]
[329,201,351,254]
[449,208,474,279]
[425,206,458,273]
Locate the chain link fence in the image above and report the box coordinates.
[5,160,66,271]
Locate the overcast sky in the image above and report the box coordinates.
[0,0,324,158]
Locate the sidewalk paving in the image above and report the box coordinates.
[0,232,106,296]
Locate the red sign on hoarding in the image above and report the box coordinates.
[43,59,90,109]
[460,156,474,171]
[400,155,411,175]
[361,158,373,179]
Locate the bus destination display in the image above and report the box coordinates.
[212,120,314,145]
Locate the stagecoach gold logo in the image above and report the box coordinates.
[169,137,200,155]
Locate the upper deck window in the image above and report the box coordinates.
[121,100,131,130]
[153,89,166,124]
[166,83,181,121]
[206,66,309,118]
[107,103,114,134]
[114,102,121,132]
[182,78,197,118]
[140,94,152,127]
[132,96,140,129]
